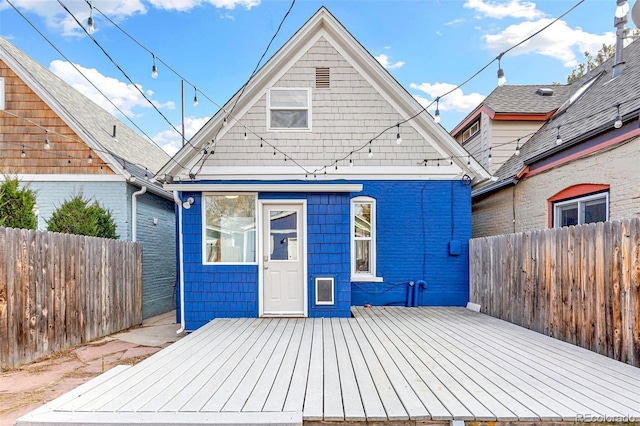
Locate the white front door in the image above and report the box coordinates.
[261,202,306,316]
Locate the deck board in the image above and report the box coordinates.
[17,307,640,426]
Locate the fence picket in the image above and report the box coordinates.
[0,228,142,369]
[469,218,640,367]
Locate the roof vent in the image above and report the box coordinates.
[536,87,554,96]
[316,67,330,89]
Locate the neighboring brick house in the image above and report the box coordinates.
[468,39,640,238]
[451,85,571,175]
[156,7,491,330]
[0,36,176,318]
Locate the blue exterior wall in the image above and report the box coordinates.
[133,189,177,318]
[177,179,471,330]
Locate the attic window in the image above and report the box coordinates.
[462,120,480,143]
[316,67,330,89]
[536,88,554,96]
[268,88,311,131]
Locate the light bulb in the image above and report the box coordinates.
[434,108,440,124]
[87,16,95,34]
[395,124,402,144]
[497,68,506,86]
[556,134,562,145]
[488,148,492,162]
[515,140,520,156]
[368,147,373,158]
[349,158,354,167]
[21,146,26,158]
[151,64,158,79]
[223,117,227,127]
[615,0,629,18]
[244,131,248,141]
[614,115,623,128]
[193,95,198,107]
[88,154,93,164]
[44,138,51,150]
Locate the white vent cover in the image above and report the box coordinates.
[315,277,334,305]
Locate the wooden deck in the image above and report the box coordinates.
[18,307,640,425]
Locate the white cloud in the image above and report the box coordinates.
[49,59,174,116]
[3,0,259,36]
[148,0,260,11]
[153,116,211,155]
[464,0,544,20]
[483,19,615,66]
[410,82,485,113]
[445,18,464,26]
[375,54,405,70]
[3,0,146,37]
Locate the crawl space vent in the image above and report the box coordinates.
[315,277,334,305]
[316,67,330,89]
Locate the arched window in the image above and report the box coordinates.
[548,184,609,228]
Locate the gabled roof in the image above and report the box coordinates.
[484,85,572,114]
[476,39,640,194]
[0,36,169,175]
[158,7,490,183]
[451,85,571,137]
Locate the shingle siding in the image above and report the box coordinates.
[199,38,439,170]
[178,180,471,330]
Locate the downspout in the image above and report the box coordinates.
[173,190,186,335]
[131,186,147,242]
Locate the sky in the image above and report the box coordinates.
[0,0,631,156]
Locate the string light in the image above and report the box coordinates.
[87,2,95,34]
[515,138,521,156]
[260,138,263,148]
[488,147,492,162]
[396,124,402,145]
[497,53,506,87]
[434,97,441,124]
[368,142,373,158]
[467,156,471,166]
[151,53,158,78]
[21,145,26,158]
[223,116,227,127]
[614,104,623,128]
[244,130,248,141]
[44,130,51,150]
[193,87,199,107]
[556,126,562,145]
[349,156,354,167]
[67,156,71,165]
[88,154,93,164]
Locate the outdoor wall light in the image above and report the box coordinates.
[182,197,195,209]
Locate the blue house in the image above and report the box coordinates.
[156,7,490,331]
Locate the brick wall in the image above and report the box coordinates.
[178,179,472,330]
[472,137,640,237]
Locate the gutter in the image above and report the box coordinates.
[471,178,516,199]
[173,191,186,335]
[131,186,147,242]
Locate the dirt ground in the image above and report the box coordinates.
[0,312,180,426]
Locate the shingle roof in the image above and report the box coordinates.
[486,39,640,186]
[483,84,572,114]
[0,36,169,174]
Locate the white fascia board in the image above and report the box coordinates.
[164,183,363,193]
[1,174,126,182]
[176,165,462,181]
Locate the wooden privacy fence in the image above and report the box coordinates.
[0,227,143,369]
[470,218,640,367]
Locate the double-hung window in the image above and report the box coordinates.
[351,196,381,281]
[553,192,608,228]
[203,194,257,264]
[268,88,311,130]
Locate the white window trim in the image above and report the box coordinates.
[350,196,383,282]
[0,77,5,110]
[202,192,259,265]
[553,191,609,228]
[267,87,312,132]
